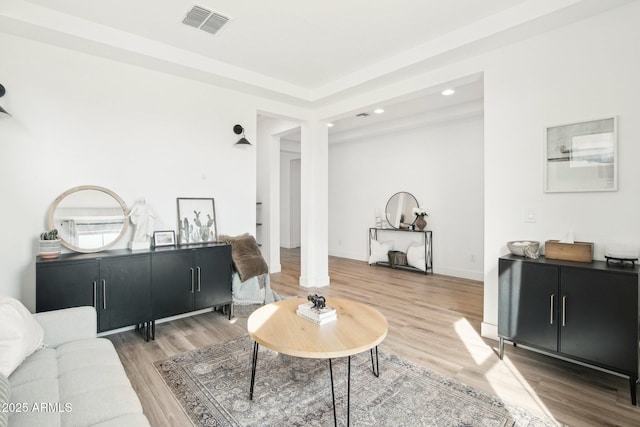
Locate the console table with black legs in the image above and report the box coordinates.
[369,228,433,274]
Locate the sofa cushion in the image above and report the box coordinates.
[0,373,9,427]
[8,337,148,427]
[0,296,44,377]
[9,378,60,427]
[6,348,58,387]
[91,413,150,427]
[33,307,96,348]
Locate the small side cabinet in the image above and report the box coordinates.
[498,255,640,405]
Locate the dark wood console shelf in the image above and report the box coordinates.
[498,254,640,405]
[36,243,232,340]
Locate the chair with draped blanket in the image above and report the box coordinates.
[218,233,284,317]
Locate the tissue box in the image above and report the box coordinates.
[545,240,593,262]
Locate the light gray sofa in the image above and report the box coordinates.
[2,306,149,427]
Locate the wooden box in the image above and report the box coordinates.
[545,240,593,262]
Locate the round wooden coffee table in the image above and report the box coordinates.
[247,297,388,426]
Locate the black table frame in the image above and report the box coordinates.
[249,341,381,426]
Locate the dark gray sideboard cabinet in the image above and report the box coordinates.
[99,255,152,332]
[37,251,151,333]
[151,245,232,319]
[36,243,232,334]
[498,255,640,405]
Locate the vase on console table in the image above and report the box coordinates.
[415,215,427,231]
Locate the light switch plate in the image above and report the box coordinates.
[525,208,537,223]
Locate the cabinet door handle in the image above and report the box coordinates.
[102,279,107,310]
[549,294,555,324]
[93,281,97,308]
[562,295,567,326]
[190,268,195,293]
[197,266,201,292]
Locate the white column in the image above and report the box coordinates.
[299,119,330,287]
[267,134,281,273]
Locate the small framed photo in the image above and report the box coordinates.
[544,117,617,192]
[153,230,176,247]
[177,198,217,245]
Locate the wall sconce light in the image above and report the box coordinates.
[0,84,11,117]
[233,124,252,145]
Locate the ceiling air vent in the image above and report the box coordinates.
[201,13,230,35]
[183,6,211,28]
[356,112,370,117]
[182,6,230,35]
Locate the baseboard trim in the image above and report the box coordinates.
[299,275,330,288]
[436,266,484,281]
[481,322,498,341]
[269,263,281,273]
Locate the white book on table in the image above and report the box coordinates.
[297,302,336,319]
[296,309,337,324]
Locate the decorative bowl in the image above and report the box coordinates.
[507,241,540,257]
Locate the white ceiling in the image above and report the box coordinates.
[2,0,634,106]
[20,0,527,89]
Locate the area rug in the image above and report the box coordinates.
[154,335,557,426]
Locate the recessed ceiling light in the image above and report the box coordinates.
[327,123,334,127]
[442,89,455,96]
[373,108,384,114]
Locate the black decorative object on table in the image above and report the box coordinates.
[605,256,638,267]
[307,294,326,310]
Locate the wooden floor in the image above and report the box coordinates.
[108,249,640,426]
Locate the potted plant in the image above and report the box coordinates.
[39,228,61,259]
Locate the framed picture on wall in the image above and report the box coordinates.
[544,116,617,192]
[177,198,217,245]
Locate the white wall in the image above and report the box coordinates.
[280,151,301,248]
[481,2,640,337]
[289,158,301,248]
[0,33,283,310]
[328,117,485,280]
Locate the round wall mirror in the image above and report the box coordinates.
[385,191,419,229]
[47,185,129,253]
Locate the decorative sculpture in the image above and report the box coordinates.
[307,294,326,310]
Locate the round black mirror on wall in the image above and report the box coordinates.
[385,191,419,229]
[47,185,129,253]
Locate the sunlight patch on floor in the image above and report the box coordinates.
[454,317,557,423]
[454,317,492,365]
[485,354,557,422]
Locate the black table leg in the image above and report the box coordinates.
[329,359,338,427]
[328,357,352,427]
[347,356,351,427]
[370,346,380,377]
[249,341,259,400]
[630,376,638,405]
